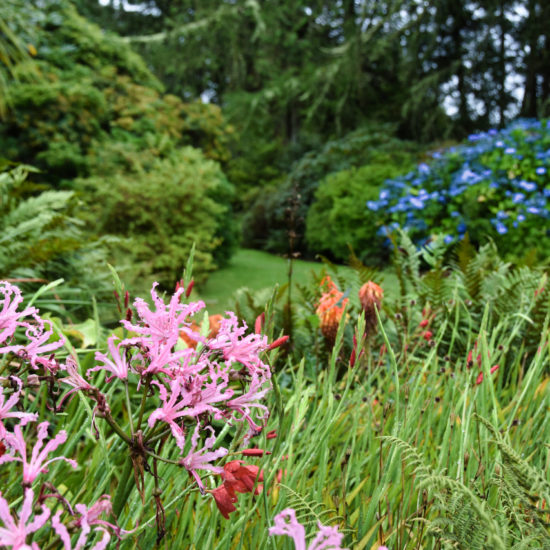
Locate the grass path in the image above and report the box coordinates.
[195,248,396,313]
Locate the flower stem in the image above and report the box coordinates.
[125,381,134,436]
[102,413,132,445]
[136,376,151,431]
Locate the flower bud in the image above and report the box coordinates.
[358,281,383,336]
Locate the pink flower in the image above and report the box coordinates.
[0,422,77,485]
[207,312,270,376]
[121,283,204,346]
[89,336,129,381]
[179,424,228,494]
[0,378,37,439]
[0,282,37,345]
[0,488,49,549]
[147,378,190,450]
[57,357,95,408]
[269,508,348,550]
[225,373,271,442]
[0,318,65,369]
[148,368,233,451]
[52,496,118,550]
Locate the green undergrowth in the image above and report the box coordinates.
[9,236,549,548]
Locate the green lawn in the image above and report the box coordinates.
[195,248,396,313]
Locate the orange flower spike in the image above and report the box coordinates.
[316,276,348,346]
[358,281,383,335]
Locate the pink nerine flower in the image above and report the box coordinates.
[89,336,129,381]
[0,422,77,485]
[207,312,270,376]
[121,283,205,346]
[0,282,37,345]
[52,496,117,550]
[179,424,228,494]
[225,372,271,443]
[269,508,349,550]
[0,488,49,549]
[57,357,97,409]
[148,365,234,450]
[0,378,38,439]
[0,317,65,369]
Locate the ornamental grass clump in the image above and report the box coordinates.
[0,278,285,547]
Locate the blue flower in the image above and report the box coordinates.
[512,193,525,203]
[409,197,424,209]
[457,222,467,233]
[518,180,537,192]
[504,147,516,155]
[444,235,454,244]
[366,201,380,211]
[493,220,508,234]
[418,163,430,174]
[527,206,540,215]
[495,140,504,148]
[536,167,547,175]
[379,190,390,200]
[496,210,508,220]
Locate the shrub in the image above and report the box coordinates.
[242,124,420,256]
[78,147,239,289]
[306,152,415,264]
[366,119,550,260]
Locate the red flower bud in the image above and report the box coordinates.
[419,319,429,328]
[268,335,289,351]
[240,448,271,457]
[266,430,277,439]
[476,364,499,385]
[255,312,265,334]
[422,331,433,341]
[185,279,195,298]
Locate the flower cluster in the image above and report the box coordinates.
[0,279,284,545]
[366,119,550,255]
[0,282,124,549]
[269,508,349,550]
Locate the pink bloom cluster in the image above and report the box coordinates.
[0,282,126,548]
[87,283,275,491]
[0,279,282,544]
[0,282,64,371]
[269,508,349,550]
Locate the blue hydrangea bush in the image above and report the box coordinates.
[367,119,550,259]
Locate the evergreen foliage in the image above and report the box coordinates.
[0,0,238,285]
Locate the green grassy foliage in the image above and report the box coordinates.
[3,238,549,548]
[0,163,114,316]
